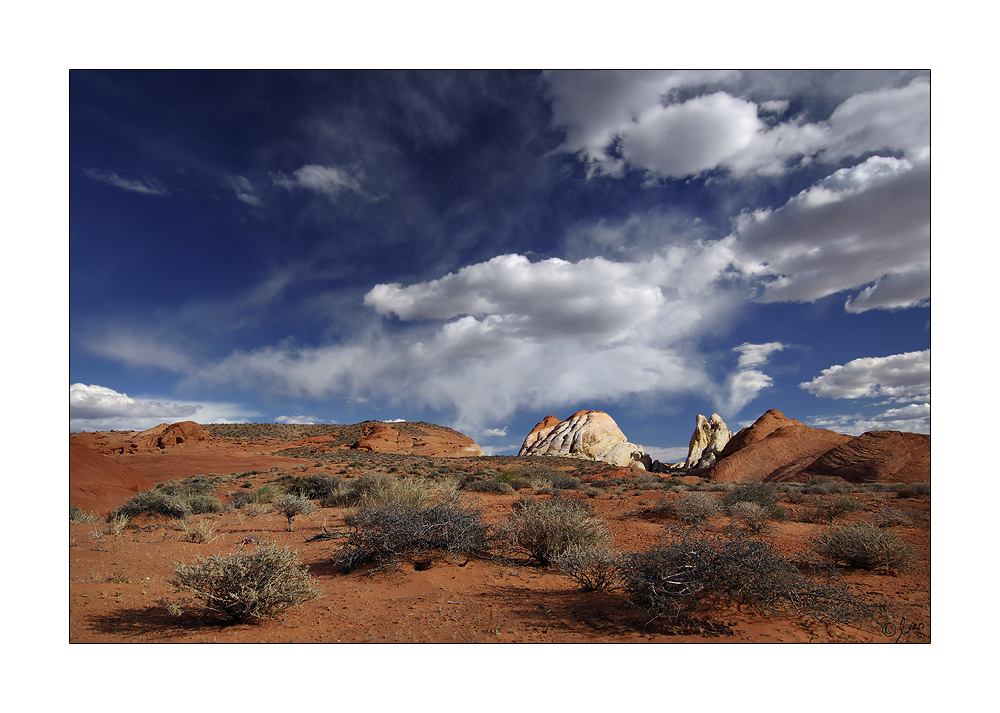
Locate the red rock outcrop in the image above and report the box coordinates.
[708,410,852,483]
[70,442,156,514]
[706,409,930,483]
[352,422,484,457]
[805,430,931,483]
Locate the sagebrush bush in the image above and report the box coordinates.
[554,544,624,591]
[873,506,913,528]
[272,494,316,531]
[250,483,285,504]
[729,501,771,533]
[723,482,780,512]
[329,471,437,508]
[112,489,192,520]
[501,498,609,566]
[893,483,930,498]
[811,522,914,571]
[664,492,721,523]
[336,497,492,572]
[465,478,517,495]
[621,526,883,627]
[173,544,319,623]
[185,494,224,514]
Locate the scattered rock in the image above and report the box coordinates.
[518,410,648,469]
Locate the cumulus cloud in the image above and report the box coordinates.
[482,427,508,437]
[731,155,929,310]
[545,72,929,180]
[70,383,255,432]
[800,350,930,401]
[194,249,754,434]
[82,168,169,196]
[271,164,370,201]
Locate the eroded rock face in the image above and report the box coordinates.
[518,410,648,469]
[128,421,209,451]
[806,431,930,483]
[351,421,485,458]
[683,413,731,470]
[70,443,156,514]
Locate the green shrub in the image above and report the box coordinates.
[272,494,316,531]
[336,498,492,572]
[811,522,914,571]
[250,483,285,504]
[112,489,192,520]
[172,544,319,623]
[497,469,532,491]
[466,478,517,495]
[501,498,609,566]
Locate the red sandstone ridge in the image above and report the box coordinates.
[352,422,484,458]
[706,409,930,484]
[70,443,155,514]
[73,420,209,455]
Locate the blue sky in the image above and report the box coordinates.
[69,70,930,458]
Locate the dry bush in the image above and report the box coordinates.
[70,505,96,524]
[729,501,771,533]
[501,498,609,566]
[664,491,721,523]
[336,497,492,572]
[185,494,224,514]
[272,494,316,531]
[893,483,930,498]
[173,544,319,623]
[621,526,883,627]
[465,478,517,495]
[873,506,913,528]
[554,544,624,591]
[184,518,221,544]
[113,490,192,520]
[811,522,914,571]
[328,471,438,508]
[723,482,781,514]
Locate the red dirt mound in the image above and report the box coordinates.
[70,443,155,515]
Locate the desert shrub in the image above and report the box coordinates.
[723,482,780,513]
[335,498,492,572]
[497,469,532,491]
[466,478,517,495]
[112,489,192,520]
[811,522,914,571]
[272,494,316,531]
[663,492,721,523]
[184,518,220,544]
[805,478,850,495]
[285,473,344,500]
[729,501,771,533]
[621,526,883,627]
[893,483,930,498]
[330,471,437,508]
[185,494,224,514]
[501,498,609,566]
[172,544,319,623]
[548,473,584,491]
[554,544,624,591]
[250,483,285,504]
[70,505,96,523]
[873,506,913,528]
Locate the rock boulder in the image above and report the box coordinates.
[683,413,731,470]
[518,410,648,469]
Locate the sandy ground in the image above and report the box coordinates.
[69,441,930,645]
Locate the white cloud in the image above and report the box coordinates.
[228,174,263,206]
[734,341,786,368]
[807,403,930,436]
[274,414,331,424]
[731,155,929,310]
[545,72,929,180]
[82,168,169,196]
[271,164,369,201]
[482,427,508,437]
[70,383,256,432]
[194,249,755,434]
[800,350,930,401]
[644,445,690,464]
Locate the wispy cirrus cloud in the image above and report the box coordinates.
[82,168,169,196]
[270,164,373,201]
